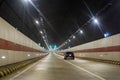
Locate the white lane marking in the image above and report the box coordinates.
[10,60,43,80]
[55,53,106,80]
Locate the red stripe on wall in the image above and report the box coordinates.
[74,46,120,53]
[0,38,44,53]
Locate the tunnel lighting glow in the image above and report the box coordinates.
[27,54,31,57]
[54,45,57,49]
[68,39,71,42]
[65,42,67,44]
[23,0,31,3]
[104,32,110,38]
[40,31,43,34]
[35,20,39,24]
[80,30,83,34]
[72,35,76,39]
[1,56,6,59]
[93,18,99,24]
[49,45,57,50]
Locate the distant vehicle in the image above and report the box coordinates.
[64,52,75,60]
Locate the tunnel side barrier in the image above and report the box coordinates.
[0,14,48,78]
[58,53,120,65]
[0,17,46,66]
[0,56,46,78]
[76,57,120,65]
[59,34,120,64]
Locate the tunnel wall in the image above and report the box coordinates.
[60,34,120,61]
[0,17,46,66]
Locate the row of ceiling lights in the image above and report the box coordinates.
[23,0,111,50]
[22,0,50,49]
[58,17,110,49]
[58,0,112,50]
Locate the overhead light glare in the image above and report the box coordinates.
[93,17,99,24]
[73,35,76,39]
[68,39,71,42]
[40,31,43,34]
[35,20,39,24]
[24,0,31,3]
[80,30,83,34]
[104,32,110,38]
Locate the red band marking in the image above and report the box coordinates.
[74,46,120,53]
[0,38,44,53]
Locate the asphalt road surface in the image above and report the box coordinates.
[1,53,120,80]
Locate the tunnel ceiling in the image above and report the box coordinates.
[0,0,120,50]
